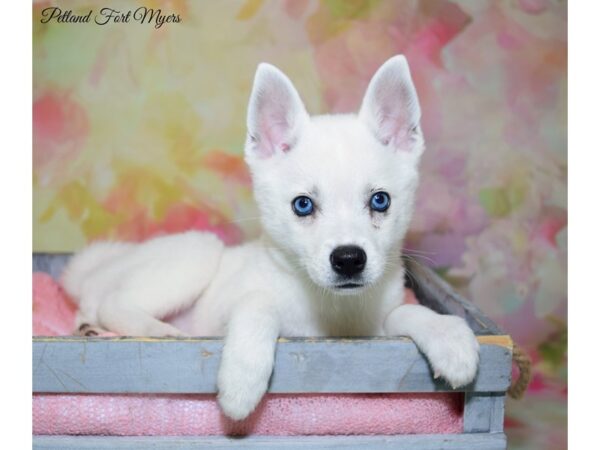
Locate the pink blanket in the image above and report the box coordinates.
[33,272,463,436]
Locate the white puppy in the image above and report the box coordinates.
[62,55,479,421]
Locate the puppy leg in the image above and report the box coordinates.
[62,241,134,301]
[384,304,479,389]
[217,293,279,420]
[82,232,225,336]
[98,296,187,337]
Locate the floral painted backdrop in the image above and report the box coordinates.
[33,0,567,447]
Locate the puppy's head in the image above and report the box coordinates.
[245,55,424,295]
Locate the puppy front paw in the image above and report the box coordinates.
[217,383,265,421]
[422,315,480,389]
[217,364,269,421]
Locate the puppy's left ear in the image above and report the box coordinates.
[359,55,423,153]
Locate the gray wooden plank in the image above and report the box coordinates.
[33,337,512,394]
[33,253,70,280]
[403,258,504,335]
[33,433,507,450]
[487,394,506,433]
[463,393,506,433]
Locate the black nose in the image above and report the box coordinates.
[330,245,367,277]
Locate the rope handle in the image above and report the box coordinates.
[507,343,532,399]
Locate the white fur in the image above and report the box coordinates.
[62,55,479,421]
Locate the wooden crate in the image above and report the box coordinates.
[32,254,512,450]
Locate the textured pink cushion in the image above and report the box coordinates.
[33,393,463,436]
[32,272,463,436]
[33,272,77,336]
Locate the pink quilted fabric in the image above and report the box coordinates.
[32,272,463,436]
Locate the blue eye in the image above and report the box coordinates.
[292,196,314,216]
[370,192,390,212]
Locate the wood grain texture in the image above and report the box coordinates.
[33,337,512,394]
[403,257,504,335]
[33,253,70,281]
[463,392,506,433]
[477,335,513,349]
[33,433,507,450]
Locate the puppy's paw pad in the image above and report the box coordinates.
[75,323,106,337]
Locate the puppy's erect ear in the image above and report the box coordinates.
[246,63,309,158]
[359,55,422,152]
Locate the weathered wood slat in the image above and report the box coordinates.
[33,252,70,281]
[463,392,506,433]
[33,336,512,394]
[33,433,508,450]
[403,258,504,335]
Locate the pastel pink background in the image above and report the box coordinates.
[33,1,567,448]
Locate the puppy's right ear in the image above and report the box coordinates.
[246,64,309,158]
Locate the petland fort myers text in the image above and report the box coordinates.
[40,7,181,29]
